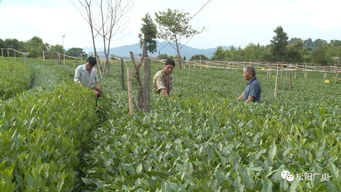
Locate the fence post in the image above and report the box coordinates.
[127,67,134,115]
[120,58,126,90]
[1,48,3,58]
[63,52,66,65]
[143,58,151,112]
[274,65,279,97]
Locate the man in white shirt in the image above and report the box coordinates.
[74,56,102,97]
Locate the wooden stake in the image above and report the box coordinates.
[187,60,190,80]
[127,67,134,115]
[143,58,151,112]
[120,58,126,90]
[274,66,279,97]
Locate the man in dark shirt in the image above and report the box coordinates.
[237,65,261,102]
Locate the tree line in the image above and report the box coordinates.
[0,36,87,58]
[210,26,341,66]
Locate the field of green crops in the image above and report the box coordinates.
[0,58,340,191]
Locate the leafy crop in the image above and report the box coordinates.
[0,59,33,100]
[0,58,339,191]
[80,64,341,191]
[0,59,98,191]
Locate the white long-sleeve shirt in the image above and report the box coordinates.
[74,64,99,88]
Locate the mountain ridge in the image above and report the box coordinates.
[83,42,230,59]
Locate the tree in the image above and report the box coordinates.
[128,14,158,113]
[157,54,173,60]
[155,9,203,68]
[242,43,269,62]
[313,39,328,48]
[67,47,87,58]
[76,0,133,77]
[311,44,332,65]
[50,44,64,53]
[139,13,157,59]
[3,38,24,52]
[0,38,4,48]
[270,26,288,62]
[190,54,208,61]
[286,38,304,63]
[329,40,341,64]
[211,46,226,61]
[24,36,46,58]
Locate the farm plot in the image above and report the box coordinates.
[80,63,341,191]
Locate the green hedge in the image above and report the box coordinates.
[0,83,97,191]
[0,60,33,100]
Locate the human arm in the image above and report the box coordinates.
[160,89,168,96]
[93,75,102,97]
[245,96,254,102]
[247,82,260,102]
[74,67,81,84]
[155,73,169,96]
[237,93,244,100]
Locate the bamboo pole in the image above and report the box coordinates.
[127,67,134,115]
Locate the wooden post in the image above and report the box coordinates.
[63,51,66,65]
[187,60,190,80]
[274,66,279,97]
[13,50,16,61]
[58,52,61,65]
[1,48,3,58]
[127,67,134,115]
[43,51,45,61]
[284,65,289,89]
[143,58,151,112]
[336,58,340,82]
[120,58,126,90]
[7,48,10,57]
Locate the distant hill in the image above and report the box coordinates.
[85,42,230,59]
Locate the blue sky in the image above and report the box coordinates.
[1,0,341,49]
